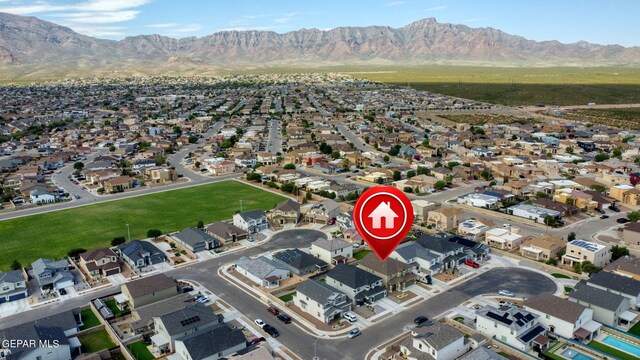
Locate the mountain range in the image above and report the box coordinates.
[0,12,639,79]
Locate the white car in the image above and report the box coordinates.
[343,312,357,322]
[254,319,266,328]
[196,296,210,303]
[498,289,515,297]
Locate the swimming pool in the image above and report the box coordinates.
[561,348,594,360]
[602,336,640,357]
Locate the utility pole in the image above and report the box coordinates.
[312,337,319,360]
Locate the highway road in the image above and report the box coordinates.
[0,229,558,360]
[0,121,229,221]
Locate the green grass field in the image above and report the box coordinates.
[0,181,285,270]
[127,341,155,360]
[629,321,640,336]
[353,249,372,260]
[79,330,116,353]
[80,309,101,330]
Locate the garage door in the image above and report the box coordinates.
[56,280,74,290]
[8,293,26,302]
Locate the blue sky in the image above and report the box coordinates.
[0,0,638,46]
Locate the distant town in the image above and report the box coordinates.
[1,72,640,360]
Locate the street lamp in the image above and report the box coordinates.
[126,223,131,242]
[313,337,319,360]
[240,199,243,213]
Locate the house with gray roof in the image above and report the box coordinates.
[206,221,247,243]
[30,258,74,290]
[293,279,351,323]
[399,322,466,360]
[172,227,221,253]
[121,273,178,309]
[568,281,632,327]
[152,303,222,352]
[459,347,505,360]
[325,264,387,305]
[303,199,341,224]
[524,293,600,341]
[416,234,467,269]
[174,323,247,360]
[235,256,290,288]
[1,323,72,360]
[390,241,442,278]
[273,249,328,275]
[117,240,166,269]
[0,270,28,304]
[586,271,640,310]
[233,209,269,234]
[476,305,548,351]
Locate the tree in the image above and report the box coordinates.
[565,198,575,206]
[566,146,574,154]
[573,262,582,273]
[188,135,199,144]
[535,192,550,199]
[581,261,601,275]
[74,161,84,170]
[543,216,558,227]
[403,186,413,193]
[567,232,576,241]
[10,260,22,270]
[246,172,262,181]
[388,145,401,157]
[393,171,401,181]
[108,145,116,152]
[283,163,296,170]
[627,211,640,222]
[611,245,630,261]
[407,170,416,178]
[612,147,622,159]
[383,155,390,163]
[305,191,312,200]
[417,166,430,176]
[197,220,204,229]
[330,151,341,160]
[590,184,606,193]
[111,237,126,246]
[147,229,162,238]
[155,155,166,165]
[67,248,87,258]
[434,181,446,190]
[594,152,610,162]
[376,177,385,184]
[446,161,460,170]
[280,183,295,193]
[480,170,492,181]
[194,161,201,169]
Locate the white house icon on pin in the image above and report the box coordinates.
[368,201,398,229]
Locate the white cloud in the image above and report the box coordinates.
[216,25,285,32]
[384,1,406,7]
[70,25,126,37]
[274,17,290,24]
[425,5,448,11]
[147,23,178,28]
[52,10,140,24]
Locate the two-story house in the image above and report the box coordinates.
[568,281,631,327]
[117,240,167,269]
[121,273,178,309]
[270,199,301,225]
[399,322,467,360]
[303,199,341,224]
[0,269,28,303]
[585,272,640,310]
[475,306,548,352]
[416,234,467,269]
[272,249,328,276]
[293,279,351,323]
[152,303,222,353]
[78,248,121,281]
[173,323,247,360]
[233,209,269,234]
[357,253,418,293]
[390,242,443,279]
[426,208,464,231]
[206,221,247,244]
[310,238,353,265]
[524,293,601,341]
[30,258,74,290]
[325,264,387,305]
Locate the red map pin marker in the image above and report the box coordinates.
[353,185,414,261]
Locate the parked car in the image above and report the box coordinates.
[196,296,210,303]
[498,289,515,297]
[608,205,621,212]
[348,328,361,339]
[59,288,67,295]
[414,316,429,326]
[617,218,629,224]
[328,218,336,225]
[499,301,514,307]
[264,324,279,338]
[600,215,609,219]
[465,259,480,268]
[254,319,266,328]
[267,306,280,315]
[277,313,292,324]
[343,312,357,322]
[595,208,605,214]
[249,337,266,345]
[74,194,81,199]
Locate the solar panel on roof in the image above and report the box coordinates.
[179,315,201,327]
[525,314,535,321]
[486,311,512,325]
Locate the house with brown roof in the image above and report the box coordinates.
[622,222,640,249]
[357,253,418,292]
[78,248,121,281]
[604,255,640,281]
[121,273,178,309]
[524,293,600,341]
[103,175,135,193]
[519,234,565,262]
[206,221,247,244]
[269,199,301,225]
[426,207,463,231]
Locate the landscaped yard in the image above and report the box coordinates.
[564,286,573,293]
[80,309,101,330]
[353,249,372,260]
[79,329,116,353]
[105,299,124,317]
[628,321,640,336]
[127,341,155,360]
[588,340,637,360]
[279,292,295,302]
[0,181,285,269]
[551,273,570,279]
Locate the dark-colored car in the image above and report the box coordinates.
[617,218,630,224]
[414,316,429,326]
[267,306,280,315]
[600,215,609,219]
[595,208,605,214]
[277,313,292,324]
[59,288,67,295]
[609,205,621,212]
[249,337,266,345]
[264,324,279,338]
